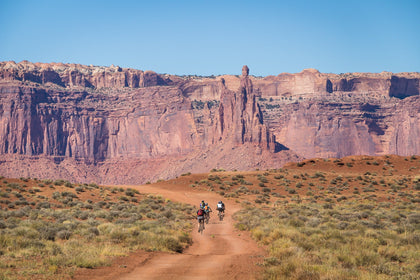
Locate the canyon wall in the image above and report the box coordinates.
[0,61,418,184]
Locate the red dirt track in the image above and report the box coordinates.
[76,178,265,280]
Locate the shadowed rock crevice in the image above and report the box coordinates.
[389,76,419,99]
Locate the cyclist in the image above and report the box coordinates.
[216,200,225,214]
[204,203,212,220]
[197,207,205,230]
[199,200,205,209]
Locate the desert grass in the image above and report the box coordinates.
[234,194,419,279]
[192,155,420,205]
[223,156,420,279]
[0,179,194,280]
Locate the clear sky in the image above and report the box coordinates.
[0,0,419,76]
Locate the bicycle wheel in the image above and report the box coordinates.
[199,221,204,234]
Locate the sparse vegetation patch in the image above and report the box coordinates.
[231,155,420,279]
[0,178,194,279]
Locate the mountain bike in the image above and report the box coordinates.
[204,212,210,224]
[198,217,205,234]
[218,210,224,221]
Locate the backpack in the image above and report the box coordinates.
[197,209,204,216]
[217,203,223,209]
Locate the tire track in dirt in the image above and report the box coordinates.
[116,184,265,280]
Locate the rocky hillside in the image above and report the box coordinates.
[0,61,418,184]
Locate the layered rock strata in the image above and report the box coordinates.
[0,61,419,184]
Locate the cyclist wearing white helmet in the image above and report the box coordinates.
[216,201,225,213]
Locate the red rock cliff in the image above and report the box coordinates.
[0,61,168,88]
[0,61,418,184]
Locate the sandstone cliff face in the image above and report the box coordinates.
[0,84,199,161]
[254,69,419,100]
[261,98,420,159]
[0,61,168,88]
[0,61,419,184]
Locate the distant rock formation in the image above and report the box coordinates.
[214,66,275,151]
[0,61,419,184]
[0,60,168,88]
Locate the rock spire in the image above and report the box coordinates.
[216,65,276,151]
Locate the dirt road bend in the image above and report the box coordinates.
[114,183,265,280]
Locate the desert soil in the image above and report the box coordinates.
[75,179,266,280]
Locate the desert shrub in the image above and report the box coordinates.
[208,175,221,181]
[61,191,78,199]
[125,189,135,197]
[57,230,72,240]
[88,227,100,236]
[119,196,129,202]
[178,232,192,246]
[53,179,66,186]
[38,226,59,241]
[109,228,129,243]
[237,186,249,194]
[83,203,93,210]
[408,213,420,225]
[0,191,10,198]
[88,183,99,189]
[36,202,51,209]
[162,237,183,253]
[258,176,269,183]
[52,191,61,200]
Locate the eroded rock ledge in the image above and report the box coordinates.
[0,61,418,184]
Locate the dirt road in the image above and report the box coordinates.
[115,183,265,280]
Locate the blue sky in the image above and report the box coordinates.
[0,0,419,76]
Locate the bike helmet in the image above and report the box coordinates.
[205,203,208,206]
